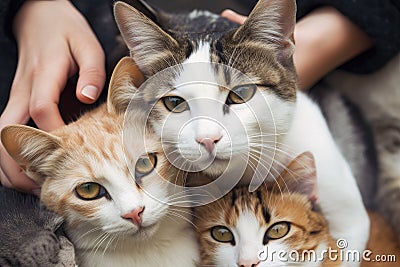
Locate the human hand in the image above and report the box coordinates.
[221,9,247,25]
[0,0,106,193]
[221,7,372,91]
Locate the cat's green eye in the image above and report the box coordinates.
[227,84,257,105]
[135,153,157,181]
[210,226,235,245]
[75,182,109,201]
[162,96,189,113]
[265,221,291,241]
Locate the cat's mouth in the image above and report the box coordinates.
[211,156,229,163]
[134,222,159,238]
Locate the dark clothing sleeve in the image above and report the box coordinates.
[0,0,25,41]
[296,0,400,74]
[0,0,25,113]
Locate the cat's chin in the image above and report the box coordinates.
[123,221,160,239]
[201,158,230,178]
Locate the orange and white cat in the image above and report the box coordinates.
[1,58,199,267]
[194,151,400,267]
[194,152,340,267]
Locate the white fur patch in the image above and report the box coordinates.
[188,10,219,22]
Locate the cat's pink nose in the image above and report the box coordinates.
[239,259,260,267]
[196,136,221,153]
[122,206,144,226]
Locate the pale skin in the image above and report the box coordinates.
[0,0,106,193]
[221,6,373,89]
[0,3,373,193]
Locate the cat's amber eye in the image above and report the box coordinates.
[162,96,189,113]
[264,222,291,242]
[226,84,257,105]
[135,153,157,182]
[210,226,235,245]
[75,182,109,201]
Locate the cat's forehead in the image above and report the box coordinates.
[123,115,162,155]
[171,42,259,98]
[138,37,293,102]
[200,186,313,228]
[55,109,162,161]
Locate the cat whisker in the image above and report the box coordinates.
[167,195,211,206]
[165,209,196,229]
[102,233,118,257]
[91,231,111,258]
[249,144,316,182]
[247,132,288,138]
[73,225,104,243]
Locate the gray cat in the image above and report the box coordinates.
[310,83,378,209]
[0,187,75,267]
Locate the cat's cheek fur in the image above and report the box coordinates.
[214,246,239,267]
[255,90,296,135]
[156,90,296,177]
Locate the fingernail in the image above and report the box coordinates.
[82,85,99,100]
[32,188,41,196]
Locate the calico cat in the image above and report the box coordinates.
[194,152,400,267]
[194,152,340,267]
[113,0,369,262]
[0,186,76,267]
[1,57,199,267]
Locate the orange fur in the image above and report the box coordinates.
[1,57,199,267]
[194,152,340,266]
[361,212,400,267]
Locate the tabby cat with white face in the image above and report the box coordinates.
[1,58,199,267]
[194,152,340,267]
[114,0,369,262]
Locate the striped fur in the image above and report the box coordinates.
[194,153,340,267]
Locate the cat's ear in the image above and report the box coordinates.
[232,0,296,63]
[274,151,318,203]
[114,1,179,76]
[107,57,145,114]
[1,125,61,185]
[121,0,161,24]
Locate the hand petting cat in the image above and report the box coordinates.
[0,0,106,193]
[221,6,373,91]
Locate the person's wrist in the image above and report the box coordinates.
[294,6,373,90]
[12,0,72,41]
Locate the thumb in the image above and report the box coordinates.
[73,38,106,104]
[221,9,247,25]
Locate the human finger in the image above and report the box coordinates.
[29,64,67,131]
[221,9,247,25]
[71,32,106,104]
[0,149,40,194]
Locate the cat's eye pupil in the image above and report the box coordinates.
[135,153,157,183]
[75,182,108,201]
[264,222,291,243]
[227,84,257,105]
[138,158,151,168]
[210,226,235,245]
[162,96,188,113]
